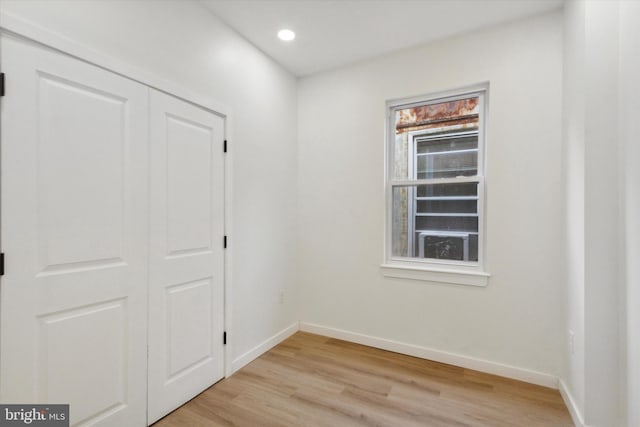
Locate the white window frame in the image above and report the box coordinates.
[381,83,490,286]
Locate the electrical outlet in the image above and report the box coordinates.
[278,291,285,304]
[569,330,575,356]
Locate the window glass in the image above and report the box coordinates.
[388,89,485,267]
[392,183,479,261]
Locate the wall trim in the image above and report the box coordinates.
[231,322,299,374]
[299,322,559,389]
[223,113,234,377]
[559,379,585,427]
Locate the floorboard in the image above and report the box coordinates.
[153,332,573,427]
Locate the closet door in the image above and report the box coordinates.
[0,35,149,426]
[147,90,225,424]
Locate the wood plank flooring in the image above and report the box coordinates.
[153,332,574,427]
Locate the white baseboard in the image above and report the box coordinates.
[231,322,299,373]
[558,379,584,427]
[299,322,558,389]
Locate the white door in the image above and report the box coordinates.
[0,35,149,426]
[147,89,225,424]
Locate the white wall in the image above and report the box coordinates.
[583,2,620,424]
[562,0,586,419]
[562,1,640,425]
[298,11,564,377]
[619,1,640,425]
[0,0,299,364]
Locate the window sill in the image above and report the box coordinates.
[380,264,490,287]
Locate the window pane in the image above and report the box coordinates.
[416,151,477,179]
[415,134,478,179]
[417,182,477,197]
[414,215,478,232]
[392,129,411,180]
[393,97,480,181]
[391,186,411,257]
[416,199,476,214]
[388,91,485,268]
[392,183,479,261]
[416,135,477,154]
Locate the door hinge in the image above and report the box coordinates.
[224,235,227,249]
[0,253,4,276]
[223,331,227,345]
[223,139,227,153]
[0,73,5,97]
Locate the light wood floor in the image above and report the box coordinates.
[153,332,574,427]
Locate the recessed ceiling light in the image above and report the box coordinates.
[277,29,295,42]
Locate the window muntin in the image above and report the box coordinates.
[387,87,487,271]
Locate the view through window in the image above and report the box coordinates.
[388,88,486,266]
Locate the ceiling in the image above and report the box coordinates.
[201,0,564,77]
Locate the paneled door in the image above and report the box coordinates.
[147,90,225,424]
[0,35,149,426]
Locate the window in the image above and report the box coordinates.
[382,84,489,286]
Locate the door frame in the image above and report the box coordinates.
[0,11,234,378]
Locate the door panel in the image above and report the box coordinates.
[39,299,127,424]
[166,115,213,254]
[0,35,148,427]
[38,73,125,271]
[166,279,213,378]
[147,90,225,424]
